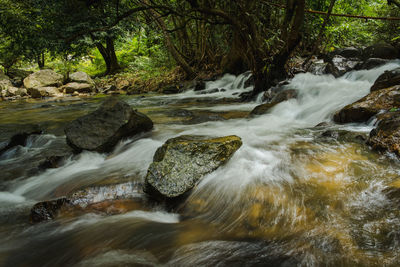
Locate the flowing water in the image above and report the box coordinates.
[1,63,400,266]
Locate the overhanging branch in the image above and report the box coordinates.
[265,1,400,21]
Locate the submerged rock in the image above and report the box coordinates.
[357,58,388,70]
[184,113,225,124]
[194,81,206,91]
[318,129,367,144]
[250,89,298,116]
[0,125,42,155]
[30,180,144,223]
[250,102,277,116]
[23,69,63,90]
[367,111,400,156]
[145,135,242,199]
[370,67,400,92]
[30,198,69,223]
[65,98,153,153]
[334,86,400,123]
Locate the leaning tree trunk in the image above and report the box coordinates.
[95,36,121,75]
[149,10,196,79]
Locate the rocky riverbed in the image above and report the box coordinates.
[2,63,400,266]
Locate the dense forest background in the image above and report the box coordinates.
[1,0,399,95]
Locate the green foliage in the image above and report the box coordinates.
[302,0,399,52]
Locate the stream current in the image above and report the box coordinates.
[1,63,400,266]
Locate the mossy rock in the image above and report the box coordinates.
[368,111,400,156]
[334,85,400,123]
[145,135,242,199]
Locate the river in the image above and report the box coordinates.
[1,63,400,266]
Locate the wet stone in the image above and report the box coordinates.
[367,111,400,156]
[29,181,145,223]
[30,198,69,223]
[65,97,153,153]
[145,135,242,199]
[334,85,400,123]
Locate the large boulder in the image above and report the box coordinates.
[363,43,398,60]
[367,111,400,156]
[23,69,63,89]
[334,85,400,123]
[27,87,61,98]
[69,71,95,85]
[65,98,153,152]
[370,67,400,92]
[62,82,95,94]
[144,135,242,199]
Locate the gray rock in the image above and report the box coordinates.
[69,71,95,85]
[65,98,153,152]
[363,43,398,60]
[0,77,12,91]
[27,87,61,98]
[62,82,94,94]
[23,69,63,89]
[145,135,242,199]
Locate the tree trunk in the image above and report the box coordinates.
[251,0,305,98]
[221,31,248,75]
[150,10,196,78]
[37,52,45,69]
[95,36,121,75]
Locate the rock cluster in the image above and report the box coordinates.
[334,62,400,157]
